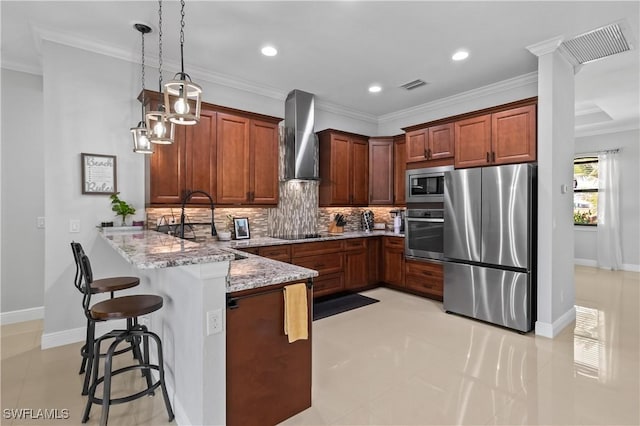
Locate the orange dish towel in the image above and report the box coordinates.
[283,283,309,343]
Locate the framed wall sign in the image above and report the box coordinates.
[81,153,117,195]
[233,217,250,239]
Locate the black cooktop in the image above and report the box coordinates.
[272,233,325,240]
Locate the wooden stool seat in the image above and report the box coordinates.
[91,295,164,321]
[90,277,140,294]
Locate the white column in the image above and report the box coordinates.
[527,37,577,338]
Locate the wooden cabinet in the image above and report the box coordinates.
[455,104,536,168]
[393,135,406,206]
[368,237,382,285]
[405,259,443,301]
[406,123,454,163]
[345,238,368,290]
[149,108,217,204]
[383,237,405,287]
[144,90,281,206]
[292,240,346,298]
[318,130,369,206]
[226,281,311,426]
[258,245,291,263]
[368,137,394,205]
[217,115,279,205]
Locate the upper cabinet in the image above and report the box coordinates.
[406,123,454,163]
[318,129,369,207]
[393,135,406,206]
[455,104,536,168]
[144,91,281,206]
[217,115,279,205]
[148,107,217,205]
[368,137,394,205]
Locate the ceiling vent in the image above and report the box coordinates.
[560,21,634,65]
[400,79,428,90]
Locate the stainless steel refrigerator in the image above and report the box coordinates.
[443,163,536,332]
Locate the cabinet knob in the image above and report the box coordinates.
[427,148,431,159]
[491,152,496,163]
[486,152,490,163]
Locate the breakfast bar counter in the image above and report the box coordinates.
[97,229,318,426]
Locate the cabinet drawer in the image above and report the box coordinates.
[405,260,443,278]
[405,260,443,298]
[344,238,367,251]
[292,240,345,258]
[258,245,291,263]
[293,253,344,276]
[384,237,404,250]
[312,273,344,298]
[237,247,259,255]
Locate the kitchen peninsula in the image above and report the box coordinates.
[98,229,318,426]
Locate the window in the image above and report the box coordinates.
[574,157,598,225]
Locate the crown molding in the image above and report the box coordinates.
[526,36,564,57]
[575,119,640,138]
[0,60,42,76]
[32,24,287,102]
[378,72,539,125]
[315,99,378,124]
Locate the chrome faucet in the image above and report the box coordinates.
[179,190,217,238]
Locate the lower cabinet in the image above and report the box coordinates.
[292,240,346,298]
[226,281,311,426]
[383,237,405,287]
[345,238,369,290]
[405,259,444,300]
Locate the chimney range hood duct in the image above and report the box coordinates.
[284,89,319,180]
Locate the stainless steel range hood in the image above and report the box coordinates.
[283,89,319,180]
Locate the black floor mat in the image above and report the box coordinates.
[313,293,379,321]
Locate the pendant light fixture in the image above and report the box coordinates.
[164,0,202,125]
[146,0,175,144]
[131,23,153,154]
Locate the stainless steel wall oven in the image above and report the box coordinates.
[405,208,445,260]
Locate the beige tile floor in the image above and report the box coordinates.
[2,266,638,425]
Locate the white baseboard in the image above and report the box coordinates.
[0,306,44,325]
[41,319,126,350]
[535,306,576,338]
[574,258,598,267]
[575,258,640,272]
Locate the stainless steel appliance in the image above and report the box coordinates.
[405,208,445,260]
[283,89,319,180]
[390,209,405,233]
[406,165,453,204]
[443,163,536,332]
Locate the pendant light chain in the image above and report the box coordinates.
[179,0,185,74]
[140,26,146,112]
[158,0,164,91]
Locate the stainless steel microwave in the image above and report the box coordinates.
[406,165,453,204]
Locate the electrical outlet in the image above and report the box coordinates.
[37,217,45,229]
[69,219,80,233]
[206,309,223,336]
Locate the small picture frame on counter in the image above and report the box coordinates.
[233,217,250,239]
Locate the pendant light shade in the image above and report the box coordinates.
[165,74,202,125]
[131,23,154,154]
[165,0,202,125]
[146,0,175,145]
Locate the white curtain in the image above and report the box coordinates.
[597,152,623,269]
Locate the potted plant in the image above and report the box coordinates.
[109,193,136,226]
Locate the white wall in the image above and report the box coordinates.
[574,129,640,271]
[1,69,45,316]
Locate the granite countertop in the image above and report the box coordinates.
[99,229,403,293]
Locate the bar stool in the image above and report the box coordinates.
[70,242,141,395]
[77,253,174,426]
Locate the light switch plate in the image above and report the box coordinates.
[69,219,80,233]
[37,217,45,229]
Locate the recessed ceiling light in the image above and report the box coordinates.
[452,50,469,61]
[261,46,278,57]
[368,85,382,93]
